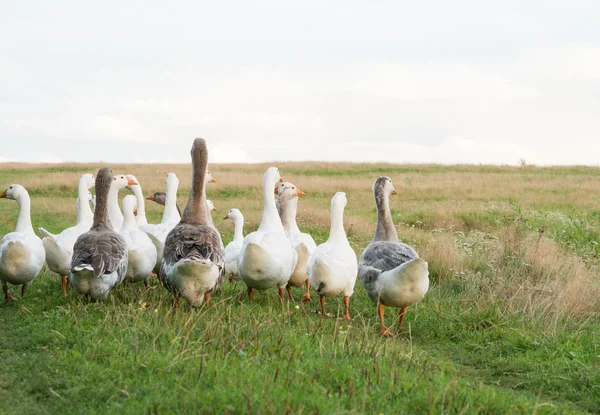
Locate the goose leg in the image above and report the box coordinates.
[397,307,407,331]
[378,303,393,337]
[204,292,211,307]
[301,280,312,303]
[343,296,351,320]
[278,287,285,301]
[320,296,332,317]
[247,287,255,303]
[228,272,234,282]
[173,292,180,309]
[285,285,294,301]
[144,279,149,288]
[3,284,16,301]
[61,276,68,296]
[21,284,28,298]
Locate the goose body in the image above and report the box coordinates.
[39,173,95,295]
[238,167,297,300]
[358,177,429,336]
[0,185,45,300]
[276,181,315,302]
[307,192,357,319]
[223,208,244,281]
[120,195,157,285]
[160,139,225,307]
[69,168,129,301]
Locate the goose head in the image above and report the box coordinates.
[146,191,165,204]
[0,184,27,201]
[82,173,95,189]
[224,208,242,221]
[206,170,216,184]
[96,167,116,195]
[112,174,136,191]
[331,191,348,209]
[165,172,179,190]
[206,200,216,212]
[373,176,397,200]
[264,167,283,190]
[275,181,305,200]
[126,174,140,191]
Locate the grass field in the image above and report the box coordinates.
[0,162,599,414]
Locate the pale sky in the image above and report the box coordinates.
[1,1,599,165]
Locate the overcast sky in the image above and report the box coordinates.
[1,1,599,165]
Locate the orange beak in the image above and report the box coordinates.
[127,178,138,186]
[274,185,279,195]
[223,214,229,220]
[0,190,6,198]
[391,188,398,195]
[133,209,138,216]
[211,206,217,212]
[210,178,216,183]
[279,177,284,183]
[146,194,154,201]
[296,188,305,197]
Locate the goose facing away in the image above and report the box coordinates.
[120,195,158,286]
[39,173,95,295]
[223,208,244,281]
[276,181,315,302]
[160,138,225,307]
[0,185,46,300]
[69,168,129,301]
[307,192,357,319]
[358,177,429,337]
[237,167,298,302]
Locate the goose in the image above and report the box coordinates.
[90,194,96,212]
[223,208,244,281]
[160,138,225,307]
[0,185,45,300]
[358,177,429,337]
[276,181,315,302]
[69,168,129,301]
[238,167,297,302]
[39,173,96,295]
[139,173,181,274]
[146,192,181,216]
[307,192,357,320]
[107,174,137,231]
[120,195,158,287]
[126,174,148,226]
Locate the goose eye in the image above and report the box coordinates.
[292,187,295,189]
[9,186,13,189]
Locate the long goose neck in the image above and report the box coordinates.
[92,181,112,230]
[374,192,398,242]
[328,202,347,242]
[162,180,180,224]
[131,186,147,223]
[121,204,138,231]
[233,214,244,241]
[15,192,34,235]
[107,184,122,223]
[259,178,284,232]
[181,149,209,225]
[77,179,93,224]
[278,197,300,234]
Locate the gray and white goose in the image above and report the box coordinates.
[160,138,225,307]
[69,167,129,301]
[358,176,429,337]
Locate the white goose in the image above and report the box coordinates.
[276,181,315,302]
[223,208,244,281]
[0,185,46,300]
[120,195,158,286]
[126,174,148,226]
[206,199,225,249]
[140,173,181,274]
[107,174,137,231]
[307,192,357,320]
[39,173,95,295]
[69,168,129,301]
[358,177,429,337]
[238,167,297,302]
[160,138,225,307]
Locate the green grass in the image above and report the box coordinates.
[1,163,600,414]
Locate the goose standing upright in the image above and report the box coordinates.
[69,168,129,301]
[307,192,357,319]
[160,138,225,307]
[0,185,45,300]
[120,195,158,286]
[276,181,315,302]
[39,173,95,295]
[238,168,297,302]
[358,177,429,337]
[107,174,137,231]
[126,174,148,226]
[223,208,244,281]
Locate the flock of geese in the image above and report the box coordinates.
[0,138,429,336]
